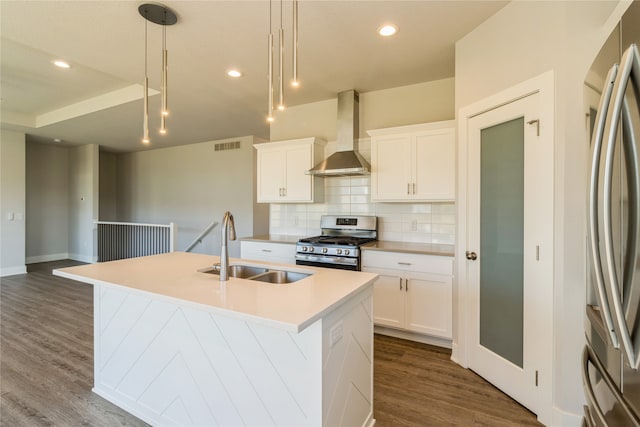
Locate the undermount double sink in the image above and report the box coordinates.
[200,264,311,284]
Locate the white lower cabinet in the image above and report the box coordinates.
[362,250,453,340]
[240,240,297,265]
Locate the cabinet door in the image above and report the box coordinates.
[257,149,285,202]
[405,273,452,338]
[370,271,405,328]
[413,129,455,201]
[284,145,313,202]
[371,135,413,201]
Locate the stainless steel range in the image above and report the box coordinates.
[296,215,377,271]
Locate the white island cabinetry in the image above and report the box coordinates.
[362,249,454,347]
[240,240,296,264]
[254,137,326,203]
[368,121,455,202]
[54,252,376,427]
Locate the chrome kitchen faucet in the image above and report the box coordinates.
[219,211,236,281]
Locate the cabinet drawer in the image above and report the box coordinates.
[362,250,453,275]
[240,241,296,264]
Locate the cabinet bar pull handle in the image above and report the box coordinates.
[398,262,412,266]
[405,278,409,292]
[399,277,403,290]
[261,249,273,253]
[413,183,416,194]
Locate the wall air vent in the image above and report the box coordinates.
[214,141,241,151]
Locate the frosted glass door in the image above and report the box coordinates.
[479,117,524,368]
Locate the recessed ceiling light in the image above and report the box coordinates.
[227,69,243,78]
[378,24,398,37]
[53,60,71,69]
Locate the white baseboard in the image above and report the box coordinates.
[552,406,582,427]
[26,253,70,264]
[0,265,27,277]
[374,325,452,349]
[68,253,97,264]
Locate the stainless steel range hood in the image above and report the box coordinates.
[306,90,371,176]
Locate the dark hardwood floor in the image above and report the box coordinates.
[1,260,540,426]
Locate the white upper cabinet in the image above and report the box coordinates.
[254,137,326,203]
[368,120,455,202]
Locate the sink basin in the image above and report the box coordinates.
[201,265,268,278]
[199,264,311,283]
[250,270,311,284]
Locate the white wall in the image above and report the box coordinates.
[0,130,26,276]
[269,79,455,238]
[26,141,69,263]
[116,135,269,257]
[455,1,630,424]
[69,144,99,263]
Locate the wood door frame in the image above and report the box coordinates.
[454,70,554,425]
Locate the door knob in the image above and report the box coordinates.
[466,251,478,261]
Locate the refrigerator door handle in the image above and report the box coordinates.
[582,345,640,426]
[603,44,640,370]
[589,63,620,349]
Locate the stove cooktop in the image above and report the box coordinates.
[298,236,377,247]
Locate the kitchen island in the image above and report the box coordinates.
[53,252,377,427]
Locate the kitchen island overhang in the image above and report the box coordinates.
[54,251,377,427]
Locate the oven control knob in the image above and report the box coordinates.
[322,248,328,254]
[302,246,308,252]
[309,247,315,253]
[336,249,343,255]
[344,249,350,256]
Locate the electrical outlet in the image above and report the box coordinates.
[330,321,343,347]
[7,212,14,221]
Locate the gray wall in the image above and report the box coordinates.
[99,151,117,221]
[68,144,99,262]
[26,141,69,262]
[116,135,268,257]
[270,79,454,142]
[0,130,26,276]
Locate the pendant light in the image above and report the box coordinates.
[138,4,177,142]
[160,17,168,134]
[142,13,150,144]
[267,0,274,123]
[277,0,285,111]
[292,0,299,88]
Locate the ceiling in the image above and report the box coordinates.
[0,1,507,153]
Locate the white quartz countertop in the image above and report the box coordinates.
[240,234,303,244]
[362,241,455,256]
[53,252,377,333]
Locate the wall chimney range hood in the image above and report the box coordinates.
[306,90,371,176]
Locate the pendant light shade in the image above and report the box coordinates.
[139,3,177,142]
[292,0,299,88]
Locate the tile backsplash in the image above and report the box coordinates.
[269,140,455,244]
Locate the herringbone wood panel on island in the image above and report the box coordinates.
[1,261,540,426]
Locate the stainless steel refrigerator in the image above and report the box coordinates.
[585,2,640,426]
